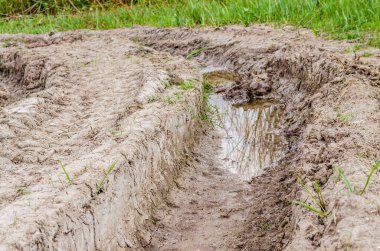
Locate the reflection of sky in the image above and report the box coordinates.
[210,94,285,181]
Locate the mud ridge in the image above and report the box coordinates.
[0,33,207,250]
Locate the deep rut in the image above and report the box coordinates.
[147,131,255,251]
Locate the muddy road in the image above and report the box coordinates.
[0,25,379,250]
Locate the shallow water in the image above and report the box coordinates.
[210,94,285,180]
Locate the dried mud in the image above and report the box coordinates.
[0,25,379,250]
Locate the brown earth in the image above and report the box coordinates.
[0,25,379,250]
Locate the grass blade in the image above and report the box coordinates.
[186,48,207,60]
[59,160,72,186]
[338,168,353,193]
[296,177,318,206]
[360,160,380,195]
[96,162,117,194]
[292,200,328,217]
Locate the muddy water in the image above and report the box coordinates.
[203,69,286,180]
[211,94,285,180]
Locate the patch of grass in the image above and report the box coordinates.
[96,161,117,194]
[59,160,72,186]
[179,80,195,91]
[337,112,353,123]
[293,177,329,217]
[186,48,207,60]
[195,80,221,126]
[16,186,30,196]
[362,52,373,57]
[344,44,364,53]
[0,0,379,48]
[164,93,181,105]
[2,40,12,47]
[163,80,172,89]
[146,95,160,103]
[337,160,380,195]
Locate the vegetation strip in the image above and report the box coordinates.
[0,0,379,47]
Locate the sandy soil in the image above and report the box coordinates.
[0,25,379,250]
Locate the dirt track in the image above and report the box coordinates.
[0,25,380,250]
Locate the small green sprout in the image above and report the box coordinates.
[59,161,72,186]
[96,162,117,194]
[293,177,329,217]
[186,48,207,60]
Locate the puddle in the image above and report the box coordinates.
[205,70,286,180]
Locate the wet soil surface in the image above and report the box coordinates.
[0,25,379,251]
[147,131,256,250]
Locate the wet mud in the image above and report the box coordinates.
[0,25,379,250]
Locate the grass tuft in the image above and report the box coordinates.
[293,177,329,217]
[179,80,195,91]
[163,93,181,105]
[16,186,30,196]
[96,161,117,194]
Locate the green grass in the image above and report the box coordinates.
[146,95,160,103]
[179,80,195,91]
[0,0,379,48]
[96,161,117,194]
[337,160,380,195]
[59,160,72,186]
[338,167,354,193]
[337,112,353,123]
[293,177,329,217]
[186,48,207,60]
[163,93,181,105]
[362,51,373,57]
[360,160,380,195]
[16,186,30,196]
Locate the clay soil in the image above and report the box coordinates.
[0,25,379,251]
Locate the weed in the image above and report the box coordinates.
[16,186,30,196]
[338,168,354,193]
[186,48,207,60]
[163,80,172,89]
[344,44,364,53]
[59,160,72,186]
[337,160,380,195]
[362,52,373,57]
[293,177,329,217]
[164,93,181,105]
[194,80,222,127]
[337,112,353,123]
[2,40,12,48]
[180,80,195,91]
[96,162,117,194]
[360,160,380,195]
[146,95,160,103]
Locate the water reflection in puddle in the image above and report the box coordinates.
[210,94,285,180]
